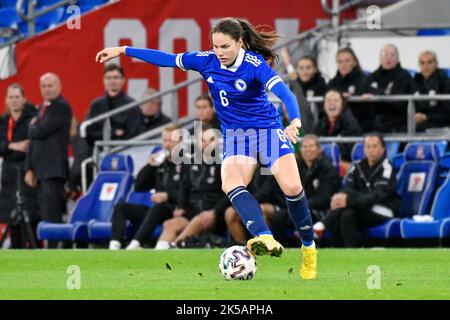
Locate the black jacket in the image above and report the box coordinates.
[133,159,183,206]
[177,161,225,215]
[329,68,367,96]
[139,111,172,134]
[85,91,140,147]
[296,72,328,98]
[288,79,315,134]
[363,63,413,132]
[344,157,400,214]
[298,155,341,211]
[413,68,450,131]
[0,105,38,222]
[329,69,371,130]
[25,95,72,180]
[313,108,362,162]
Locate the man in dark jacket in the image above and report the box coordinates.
[138,88,171,134]
[109,125,183,250]
[413,51,450,131]
[169,125,228,246]
[323,133,400,247]
[85,64,141,148]
[0,84,38,248]
[24,73,72,243]
[362,44,413,132]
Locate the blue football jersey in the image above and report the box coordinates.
[175,48,284,130]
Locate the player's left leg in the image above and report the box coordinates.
[271,153,317,279]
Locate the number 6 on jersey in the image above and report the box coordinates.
[219,90,229,107]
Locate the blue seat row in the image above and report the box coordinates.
[366,143,450,242]
[0,0,109,39]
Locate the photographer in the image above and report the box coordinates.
[0,84,38,248]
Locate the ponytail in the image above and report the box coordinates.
[211,18,280,65]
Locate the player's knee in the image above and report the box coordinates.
[282,183,302,197]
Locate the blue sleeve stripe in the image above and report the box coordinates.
[265,75,281,90]
[176,53,186,71]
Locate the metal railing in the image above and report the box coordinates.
[321,0,366,28]
[306,94,450,135]
[16,0,76,37]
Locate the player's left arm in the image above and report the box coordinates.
[95,46,207,72]
[255,60,302,143]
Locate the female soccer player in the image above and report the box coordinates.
[96,18,317,279]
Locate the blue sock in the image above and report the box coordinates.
[227,186,272,237]
[285,190,314,247]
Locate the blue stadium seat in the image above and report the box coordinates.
[437,153,450,187]
[386,142,400,161]
[37,154,134,243]
[445,68,450,78]
[407,69,416,77]
[321,143,340,172]
[18,6,64,36]
[77,0,108,13]
[351,142,363,162]
[0,0,18,8]
[417,29,450,36]
[37,0,63,5]
[365,143,441,240]
[87,187,154,241]
[400,155,450,239]
[396,142,440,218]
[0,8,21,28]
[352,141,400,163]
[365,218,401,239]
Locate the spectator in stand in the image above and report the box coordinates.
[24,73,72,248]
[281,50,328,100]
[362,44,413,132]
[189,94,221,134]
[413,50,450,131]
[171,124,228,247]
[0,83,38,248]
[323,133,400,247]
[281,49,327,123]
[314,89,362,172]
[109,125,183,250]
[280,48,316,133]
[329,48,371,132]
[138,88,171,134]
[85,64,140,149]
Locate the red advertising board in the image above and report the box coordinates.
[0,0,354,121]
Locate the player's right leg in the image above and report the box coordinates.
[221,155,283,257]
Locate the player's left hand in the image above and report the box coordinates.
[284,118,302,144]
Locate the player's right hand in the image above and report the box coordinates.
[95,46,126,63]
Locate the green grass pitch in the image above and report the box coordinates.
[0,248,449,300]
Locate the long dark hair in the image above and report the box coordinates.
[211,18,280,65]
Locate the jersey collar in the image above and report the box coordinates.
[220,48,245,72]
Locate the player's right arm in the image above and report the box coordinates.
[95,46,205,72]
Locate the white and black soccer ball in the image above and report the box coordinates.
[219,245,257,280]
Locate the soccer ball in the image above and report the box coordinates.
[219,245,257,280]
